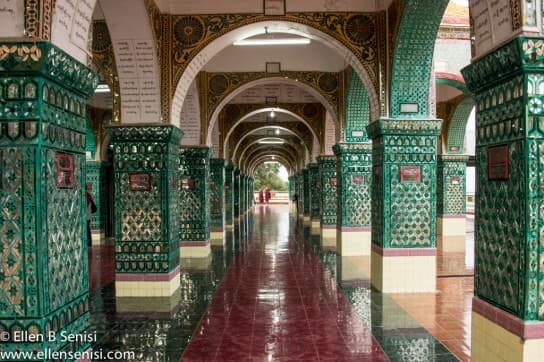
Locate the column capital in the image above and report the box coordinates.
[366,118,443,139]
[462,36,544,94]
[317,155,336,163]
[106,124,183,145]
[180,146,212,158]
[438,154,470,163]
[211,158,227,167]
[332,142,372,156]
[0,41,99,97]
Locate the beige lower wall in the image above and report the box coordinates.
[437,216,466,236]
[115,277,180,297]
[371,251,436,293]
[472,312,544,362]
[91,231,106,246]
[210,231,225,245]
[180,243,211,258]
[337,230,371,256]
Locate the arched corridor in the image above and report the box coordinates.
[2,1,544,361]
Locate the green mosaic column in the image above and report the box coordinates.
[179,147,211,258]
[308,163,321,233]
[436,154,468,253]
[288,176,294,200]
[225,164,234,230]
[0,42,98,356]
[332,143,372,256]
[318,156,337,246]
[210,158,226,245]
[296,171,304,217]
[86,161,108,245]
[302,168,310,222]
[462,37,544,360]
[108,125,182,297]
[367,119,442,293]
[239,174,247,238]
[233,168,240,224]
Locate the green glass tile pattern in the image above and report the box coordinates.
[86,116,96,158]
[233,169,240,219]
[0,41,98,356]
[308,163,320,220]
[333,143,372,228]
[437,155,468,216]
[225,164,234,225]
[462,37,544,320]
[210,158,226,231]
[296,171,304,214]
[302,169,310,215]
[367,118,442,248]
[86,161,108,233]
[318,156,337,226]
[445,98,474,154]
[108,125,182,274]
[288,176,294,201]
[389,0,449,118]
[179,147,211,243]
[345,70,371,143]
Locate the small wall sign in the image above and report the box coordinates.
[351,175,366,185]
[399,165,422,183]
[487,145,509,180]
[55,152,75,189]
[450,176,461,185]
[329,177,337,186]
[181,178,196,190]
[129,173,151,191]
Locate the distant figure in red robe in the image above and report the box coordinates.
[265,188,271,203]
[259,189,264,204]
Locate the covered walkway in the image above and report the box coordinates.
[87,204,472,361]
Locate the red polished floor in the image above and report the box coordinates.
[181,205,388,361]
[88,244,115,292]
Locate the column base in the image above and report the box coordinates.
[210,229,225,246]
[91,230,106,245]
[337,256,370,284]
[116,289,182,317]
[437,215,466,253]
[226,223,234,231]
[311,219,320,235]
[336,227,371,256]
[371,245,436,293]
[320,226,336,249]
[472,297,544,362]
[180,241,211,258]
[180,255,212,271]
[115,267,180,297]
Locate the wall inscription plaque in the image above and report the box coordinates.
[487,145,509,180]
[129,173,151,191]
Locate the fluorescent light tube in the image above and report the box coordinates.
[233,38,310,46]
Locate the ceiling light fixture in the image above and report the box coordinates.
[234,27,310,46]
[258,138,284,145]
[270,110,275,118]
[275,129,280,135]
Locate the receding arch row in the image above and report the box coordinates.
[240,140,304,171]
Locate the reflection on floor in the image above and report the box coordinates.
[87,205,474,361]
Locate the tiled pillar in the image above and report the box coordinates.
[86,160,108,245]
[296,171,304,218]
[179,147,211,258]
[108,124,182,297]
[210,158,226,245]
[288,175,294,201]
[462,37,544,361]
[0,42,98,355]
[318,156,337,247]
[225,164,234,230]
[437,154,468,253]
[333,143,372,256]
[302,168,311,223]
[233,168,240,224]
[239,174,247,238]
[367,119,442,293]
[308,163,321,234]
